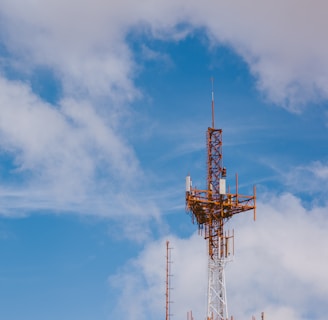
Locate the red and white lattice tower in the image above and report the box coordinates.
[185,79,256,320]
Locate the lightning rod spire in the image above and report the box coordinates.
[211,77,215,128]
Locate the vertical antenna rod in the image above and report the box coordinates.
[166,240,173,320]
[211,77,215,128]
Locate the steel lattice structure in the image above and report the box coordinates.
[185,85,256,320]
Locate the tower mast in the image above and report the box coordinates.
[185,79,256,320]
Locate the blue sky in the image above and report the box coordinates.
[0,1,328,320]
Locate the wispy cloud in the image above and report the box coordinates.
[0,76,159,219]
[283,161,328,200]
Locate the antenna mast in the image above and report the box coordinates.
[185,79,256,320]
[166,240,173,320]
[211,77,215,129]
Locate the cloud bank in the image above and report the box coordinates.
[1,0,328,108]
[110,193,328,320]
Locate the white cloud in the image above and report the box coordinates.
[1,0,328,110]
[0,76,161,219]
[311,161,328,179]
[283,161,328,198]
[0,0,139,101]
[140,44,173,68]
[228,193,328,319]
[110,193,328,320]
[109,234,208,320]
[197,0,328,110]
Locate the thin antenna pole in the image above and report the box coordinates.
[166,240,173,320]
[166,240,170,320]
[211,77,215,128]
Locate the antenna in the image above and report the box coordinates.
[166,240,173,320]
[211,77,215,128]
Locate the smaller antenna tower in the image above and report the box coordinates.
[166,240,173,320]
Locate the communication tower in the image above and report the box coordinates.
[185,79,256,320]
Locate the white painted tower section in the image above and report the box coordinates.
[207,255,230,320]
